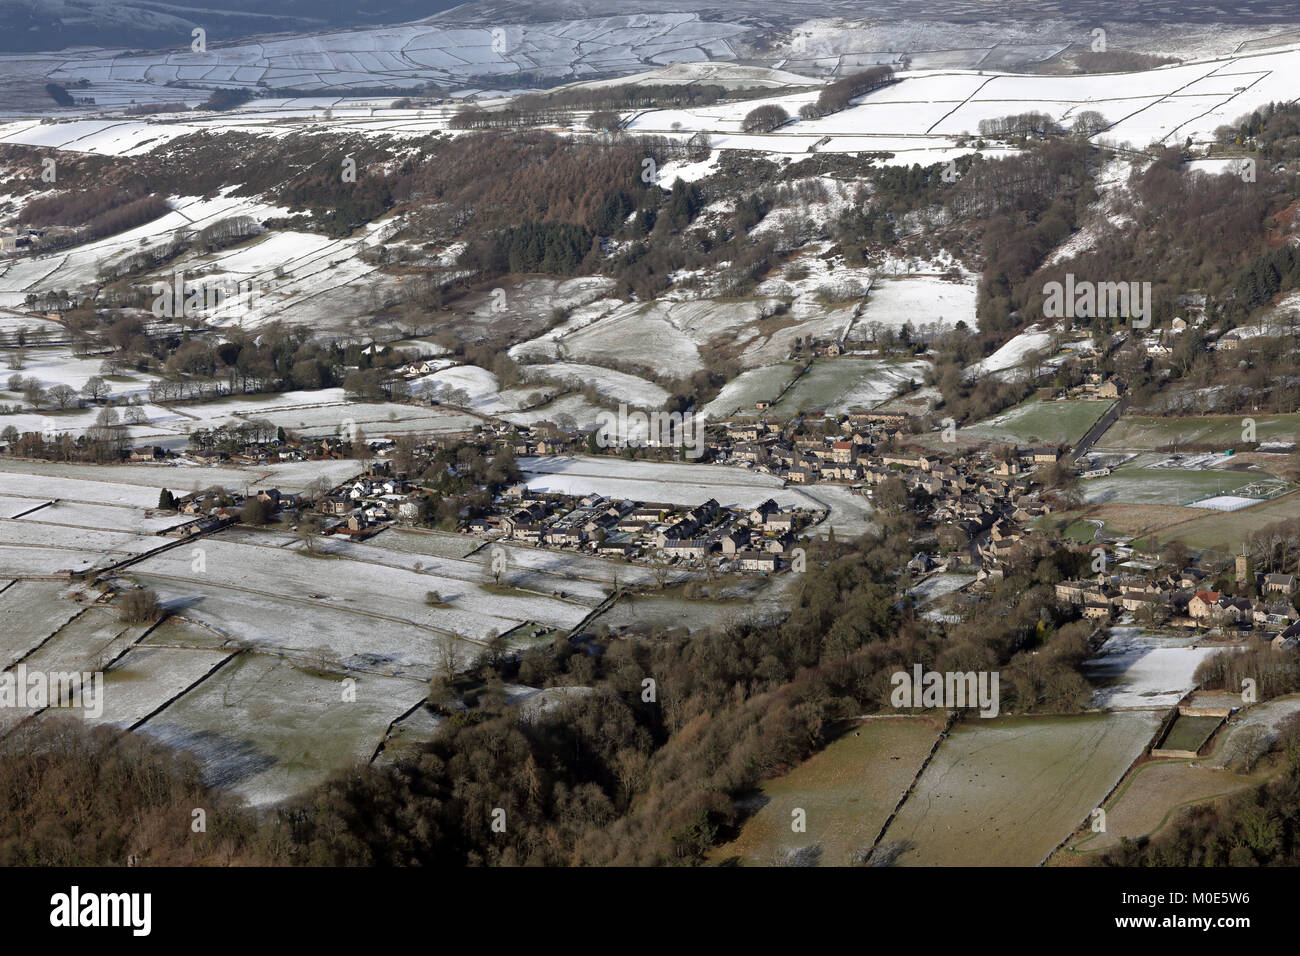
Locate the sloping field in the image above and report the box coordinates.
[856,277,977,334]
[137,652,428,807]
[772,357,928,415]
[710,716,945,866]
[959,399,1112,447]
[1096,414,1300,451]
[130,536,587,666]
[1063,760,1260,857]
[87,644,235,729]
[1082,629,1224,710]
[700,364,799,420]
[521,363,669,409]
[0,582,83,667]
[884,712,1161,866]
[18,606,150,674]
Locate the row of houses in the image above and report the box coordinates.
[1055,572,1300,631]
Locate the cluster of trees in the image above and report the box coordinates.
[1071,110,1109,137]
[741,104,789,133]
[200,88,254,111]
[45,83,73,107]
[977,112,1060,139]
[799,66,894,119]
[448,106,559,130]
[835,202,897,250]
[1224,243,1300,324]
[1219,100,1300,160]
[1196,644,1300,702]
[19,184,169,248]
[277,163,394,238]
[0,718,276,866]
[119,588,162,624]
[5,372,112,411]
[186,419,279,454]
[516,82,787,115]
[460,220,595,276]
[139,323,406,403]
[0,422,128,463]
[21,184,152,229]
[409,439,520,496]
[403,133,664,241]
[193,215,261,254]
[585,111,622,132]
[342,366,412,403]
[950,140,1100,341]
[1072,50,1175,73]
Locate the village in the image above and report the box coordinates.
[131,401,1069,583]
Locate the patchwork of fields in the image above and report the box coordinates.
[710,717,946,866]
[883,712,1162,866]
[0,459,801,806]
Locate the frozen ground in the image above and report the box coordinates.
[856,276,977,334]
[966,326,1056,381]
[137,652,428,807]
[1082,627,1228,710]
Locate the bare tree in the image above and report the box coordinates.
[297,515,323,554]
[48,384,77,409]
[82,376,111,403]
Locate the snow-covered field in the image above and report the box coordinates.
[0,456,367,499]
[131,534,592,650]
[8,40,1291,179]
[776,357,928,414]
[966,326,1057,380]
[17,499,190,534]
[137,652,429,807]
[857,277,977,334]
[0,469,164,508]
[0,15,749,105]
[0,581,84,666]
[1082,628,1226,710]
[700,364,799,420]
[520,363,669,409]
[623,45,1300,159]
[0,193,290,309]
